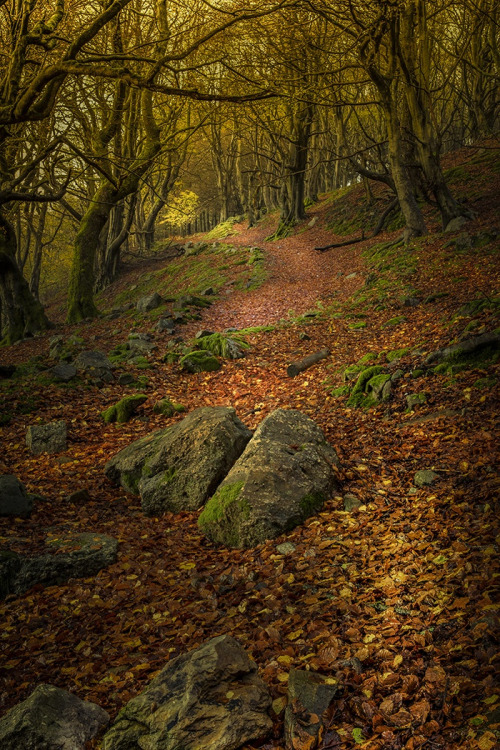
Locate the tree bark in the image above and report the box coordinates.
[0,211,50,344]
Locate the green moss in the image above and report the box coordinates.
[433,342,500,375]
[153,398,184,417]
[102,394,147,423]
[358,352,377,364]
[194,332,249,358]
[331,385,350,397]
[473,377,497,389]
[386,347,410,362]
[198,481,252,544]
[299,492,325,517]
[180,350,221,373]
[265,220,293,241]
[205,217,240,240]
[346,366,386,408]
[382,316,406,328]
[349,321,367,330]
[411,369,425,378]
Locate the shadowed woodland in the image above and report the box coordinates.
[0,1,499,749]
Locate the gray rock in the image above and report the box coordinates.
[118,372,135,385]
[276,542,296,555]
[308,216,318,227]
[136,292,163,312]
[445,216,468,233]
[285,669,341,749]
[48,335,65,359]
[201,287,214,296]
[127,338,156,356]
[48,363,77,382]
[74,350,114,381]
[1,532,118,600]
[344,493,362,512]
[156,317,175,333]
[391,369,404,382]
[102,635,272,750]
[414,470,439,487]
[195,329,215,339]
[105,406,252,516]
[0,683,109,750]
[128,332,151,341]
[198,409,340,548]
[402,296,421,307]
[26,420,67,455]
[0,475,33,517]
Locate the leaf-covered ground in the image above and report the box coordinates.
[0,142,499,749]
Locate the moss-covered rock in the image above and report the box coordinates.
[102,395,147,424]
[180,350,221,373]
[198,409,340,548]
[346,366,390,409]
[105,407,252,515]
[386,347,410,362]
[152,399,185,417]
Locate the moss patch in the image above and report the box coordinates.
[102,394,147,423]
[386,347,410,362]
[180,350,221,373]
[299,492,325,517]
[153,399,185,417]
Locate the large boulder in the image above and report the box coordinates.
[104,406,252,516]
[198,409,340,548]
[26,420,67,455]
[102,635,272,750]
[0,684,109,749]
[0,475,33,517]
[0,532,118,599]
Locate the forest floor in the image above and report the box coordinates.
[0,141,499,750]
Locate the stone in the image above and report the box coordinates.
[152,398,185,417]
[102,394,147,423]
[0,683,109,750]
[195,329,215,339]
[105,406,252,516]
[308,216,318,227]
[173,294,211,311]
[118,372,135,385]
[0,475,33,517]
[26,420,67,455]
[198,409,340,548]
[346,272,357,279]
[102,635,272,750]
[402,296,421,307]
[344,493,362,512]
[74,350,114,381]
[48,335,65,358]
[48,363,77,382]
[180,350,221,373]
[414,470,439,487]
[201,286,214,296]
[127,338,156,356]
[156,317,175,333]
[276,542,296,555]
[136,292,163,312]
[66,489,91,503]
[406,393,427,410]
[0,532,118,599]
[0,364,16,378]
[285,669,341,749]
[444,216,468,233]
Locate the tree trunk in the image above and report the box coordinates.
[0,211,50,344]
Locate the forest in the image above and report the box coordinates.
[0,1,499,750]
[0,0,497,340]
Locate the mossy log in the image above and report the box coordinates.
[102,394,147,423]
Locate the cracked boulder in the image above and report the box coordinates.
[198,409,340,548]
[104,406,252,515]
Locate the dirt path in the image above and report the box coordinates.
[198,204,369,331]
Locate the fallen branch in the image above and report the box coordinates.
[287,348,330,378]
[315,234,365,252]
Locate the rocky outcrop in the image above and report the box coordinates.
[198,409,340,548]
[0,532,118,599]
[0,475,33,517]
[102,635,272,750]
[104,406,252,515]
[26,420,67,455]
[0,684,109,750]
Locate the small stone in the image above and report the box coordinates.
[201,287,214,296]
[408,486,418,495]
[66,489,91,503]
[299,332,311,341]
[26,421,67,455]
[414,470,439,487]
[407,393,427,410]
[445,216,468,233]
[308,216,318,228]
[195,330,215,339]
[156,317,175,333]
[391,369,404,382]
[402,296,420,307]
[277,542,296,555]
[48,363,77,382]
[346,272,357,279]
[0,475,33,517]
[118,373,135,385]
[344,493,362,512]
[136,293,163,312]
